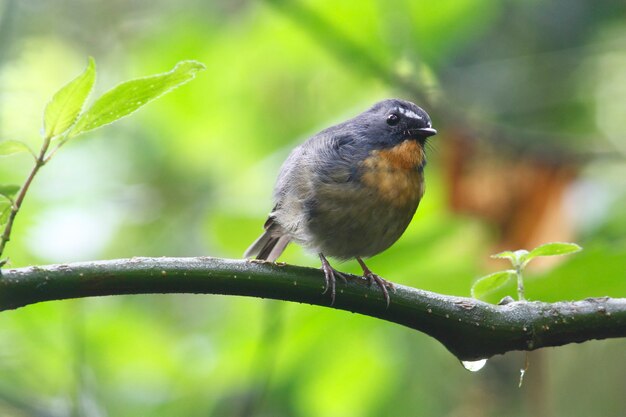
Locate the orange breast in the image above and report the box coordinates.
[360,139,425,207]
[377,139,425,169]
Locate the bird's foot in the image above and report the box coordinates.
[319,253,347,305]
[356,257,395,307]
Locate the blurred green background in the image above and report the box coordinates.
[1,0,626,416]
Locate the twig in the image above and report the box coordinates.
[0,136,51,258]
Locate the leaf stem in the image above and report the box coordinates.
[0,135,52,258]
[43,137,66,164]
[516,266,525,301]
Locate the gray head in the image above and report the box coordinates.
[354,98,437,148]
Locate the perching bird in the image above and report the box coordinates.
[245,99,437,306]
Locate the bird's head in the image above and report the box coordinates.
[360,98,437,148]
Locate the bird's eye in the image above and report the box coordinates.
[386,113,400,126]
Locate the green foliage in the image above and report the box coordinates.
[67,60,205,138]
[526,242,582,261]
[43,57,96,139]
[0,184,19,201]
[0,199,8,216]
[39,58,206,144]
[0,58,205,259]
[0,201,11,226]
[491,243,582,269]
[0,185,19,228]
[0,140,33,157]
[490,250,524,262]
[472,242,583,301]
[470,270,516,299]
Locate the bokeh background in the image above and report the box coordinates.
[1,0,626,416]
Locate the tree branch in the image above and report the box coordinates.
[1,257,624,361]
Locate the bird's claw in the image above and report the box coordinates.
[319,254,347,305]
[363,272,394,308]
[356,257,394,308]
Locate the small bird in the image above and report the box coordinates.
[245,99,437,306]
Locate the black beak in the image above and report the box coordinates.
[417,127,437,137]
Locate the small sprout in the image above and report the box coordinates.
[472,242,582,302]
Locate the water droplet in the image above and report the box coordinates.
[461,359,487,372]
[519,367,526,387]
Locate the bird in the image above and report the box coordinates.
[245,98,437,306]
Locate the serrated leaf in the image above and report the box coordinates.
[471,270,516,299]
[491,250,516,260]
[67,60,205,138]
[44,57,96,138]
[491,249,529,267]
[0,185,20,200]
[0,140,32,157]
[526,242,582,263]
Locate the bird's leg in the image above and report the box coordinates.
[318,253,347,305]
[356,257,395,307]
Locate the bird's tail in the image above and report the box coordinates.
[244,217,291,262]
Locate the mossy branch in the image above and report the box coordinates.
[1,257,625,361]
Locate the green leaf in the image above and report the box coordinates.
[0,202,9,222]
[0,185,20,200]
[491,249,529,267]
[67,60,205,138]
[471,270,516,299]
[0,140,32,157]
[491,250,516,261]
[525,242,582,263]
[43,57,96,138]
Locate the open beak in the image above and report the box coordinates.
[417,127,437,137]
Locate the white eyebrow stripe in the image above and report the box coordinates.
[398,107,423,120]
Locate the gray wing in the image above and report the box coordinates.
[269,128,367,247]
